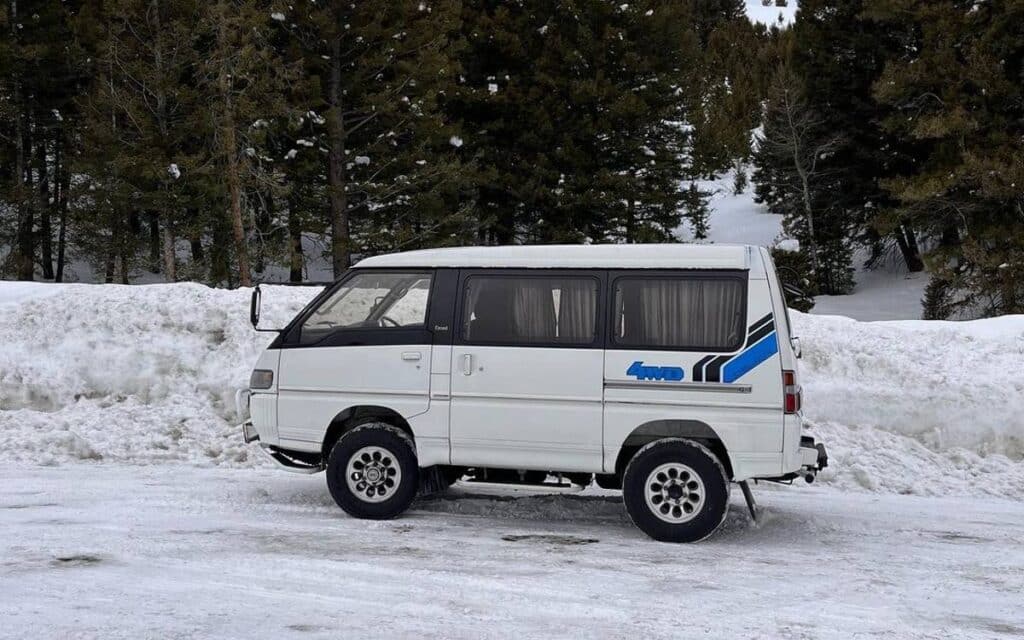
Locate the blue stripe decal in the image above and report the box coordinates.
[722,332,778,383]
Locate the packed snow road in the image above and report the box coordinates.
[2,465,1021,639]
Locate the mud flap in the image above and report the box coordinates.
[738,480,758,522]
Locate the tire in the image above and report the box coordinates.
[622,439,730,543]
[595,473,622,490]
[326,423,418,520]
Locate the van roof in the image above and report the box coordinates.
[354,244,756,270]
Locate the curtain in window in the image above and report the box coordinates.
[557,279,597,342]
[620,279,744,349]
[463,276,596,344]
[512,280,556,341]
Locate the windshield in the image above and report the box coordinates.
[298,272,432,344]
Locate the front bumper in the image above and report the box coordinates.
[241,419,260,444]
[236,389,260,443]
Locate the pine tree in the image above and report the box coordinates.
[790,0,926,280]
[753,66,853,294]
[450,0,701,245]
[1,0,87,281]
[75,0,206,283]
[272,0,467,276]
[867,0,1024,317]
[681,182,711,240]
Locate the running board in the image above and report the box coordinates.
[455,480,584,494]
[261,447,324,474]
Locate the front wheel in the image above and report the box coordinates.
[326,423,418,519]
[622,439,730,543]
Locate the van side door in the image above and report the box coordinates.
[275,270,434,449]
[448,270,605,472]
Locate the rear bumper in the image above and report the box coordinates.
[800,435,829,471]
[758,436,828,484]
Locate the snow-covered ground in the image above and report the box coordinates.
[2,465,1022,640]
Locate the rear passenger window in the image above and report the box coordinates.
[462,276,598,346]
[613,277,745,351]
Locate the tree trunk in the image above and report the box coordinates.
[895,222,924,272]
[38,135,54,279]
[209,220,232,286]
[327,35,350,276]
[148,212,161,273]
[55,127,69,282]
[189,232,205,265]
[119,248,130,284]
[162,216,177,282]
[625,198,636,243]
[217,14,251,287]
[149,0,175,284]
[288,196,303,283]
[11,0,33,281]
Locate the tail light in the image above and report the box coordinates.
[783,370,802,414]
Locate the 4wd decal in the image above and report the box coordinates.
[627,361,685,382]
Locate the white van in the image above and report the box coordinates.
[239,244,827,542]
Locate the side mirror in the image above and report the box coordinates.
[250,285,262,329]
[790,336,802,359]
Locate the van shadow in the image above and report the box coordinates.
[264,480,816,545]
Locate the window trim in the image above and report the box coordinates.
[606,270,749,353]
[454,269,605,349]
[280,268,436,348]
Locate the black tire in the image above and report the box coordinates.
[326,423,418,520]
[622,439,730,543]
[595,473,622,490]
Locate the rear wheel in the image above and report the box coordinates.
[622,439,729,543]
[326,423,418,519]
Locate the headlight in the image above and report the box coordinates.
[249,369,274,390]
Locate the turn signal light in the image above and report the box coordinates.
[783,370,801,414]
[250,369,274,390]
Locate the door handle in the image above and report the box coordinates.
[401,351,422,361]
[462,353,473,376]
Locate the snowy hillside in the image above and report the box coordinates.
[682,170,929,321]
[744,0,798,28]
[1,281,1021,499]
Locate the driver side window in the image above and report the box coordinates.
[299,272,432,345]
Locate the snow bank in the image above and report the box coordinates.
[0,283,319,467]
[0,282,1021,499]
[794,311,1024,498]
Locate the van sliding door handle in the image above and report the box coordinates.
[462,354,473,376]
[401,351,422,361]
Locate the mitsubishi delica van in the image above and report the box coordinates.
[238,244,828,543]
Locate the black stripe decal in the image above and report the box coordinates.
[692,313,774,383]
[748,313,773,336]
[692,355,716,382]
[747,321,775,345]
[704,355,732,383]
